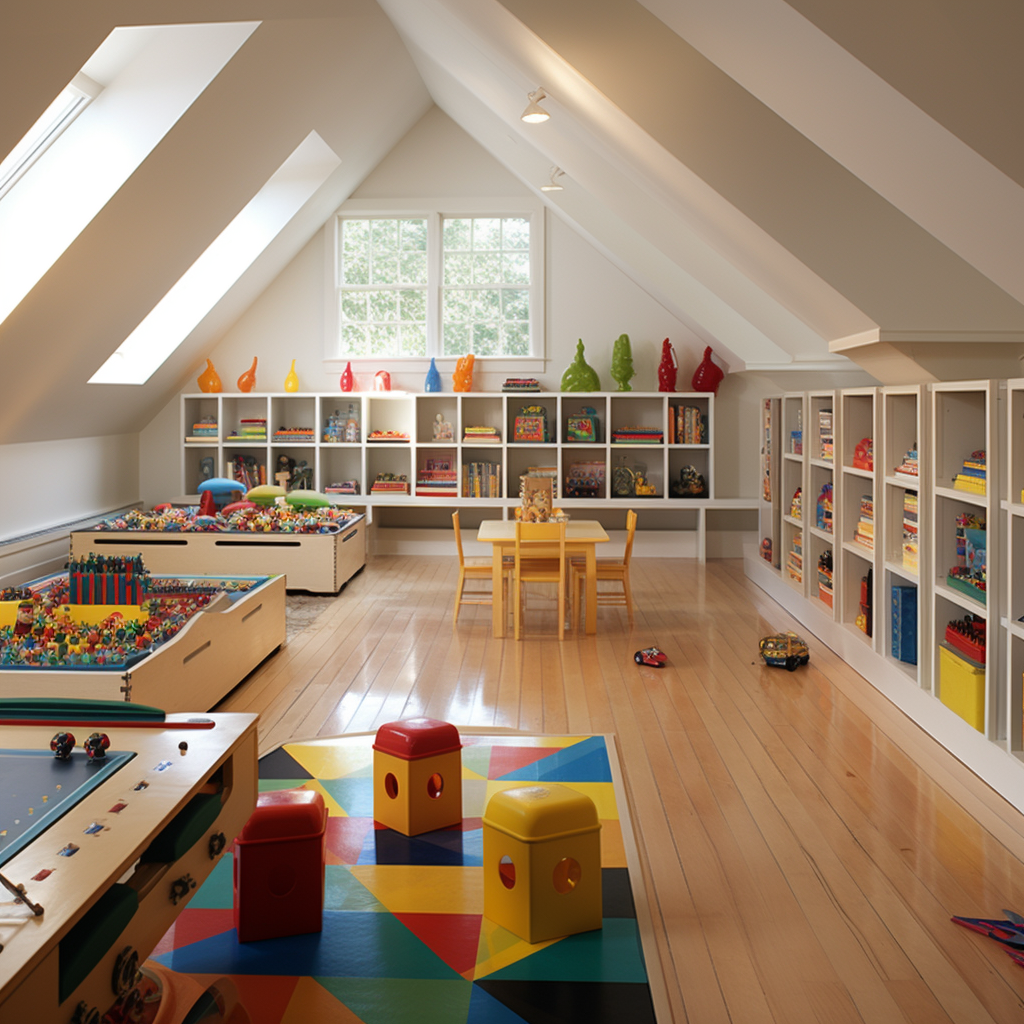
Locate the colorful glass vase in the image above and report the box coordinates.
[561,340,601,392]
[237,357,258,393]
[610,333,635,391]
[340,361,354,392]
[284,359,300,392]
[691,346,724,394]
[657,339,677,392]
[197,358,222,393]
[453,354,474,392]
[425,357,442,392]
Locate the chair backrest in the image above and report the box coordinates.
[452,511,466,568]
[514,520,566,568]
[623,510,638,566]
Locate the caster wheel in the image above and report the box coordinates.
[112,945,139,995]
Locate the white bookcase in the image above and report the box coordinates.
[930,381,999,738]
[807,390,836,618]
[837,387,880,650]
[780,392,807,594]
[181,391,754,558]
[747,381,1024,808]
[881,385,928,686]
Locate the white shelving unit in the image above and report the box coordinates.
[837,387,880,650]
[746,381,1024,811]
[182,391,755,559]
[758,396,782,572]
[780,392,807,593]
[807,390,836,618]
[880,385,928,686]
[1006,379,1024,760]
[930,381,1000,738]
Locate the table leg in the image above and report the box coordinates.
[492,545,505,638]
[585,544,598,634]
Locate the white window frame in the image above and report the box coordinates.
[324,198,546,374]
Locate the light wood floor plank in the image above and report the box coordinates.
[215,554,1024,1023]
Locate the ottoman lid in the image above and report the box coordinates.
[373,718,462,760]
[237,788,326,843]
[483,785,600,842]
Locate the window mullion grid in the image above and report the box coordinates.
[427,211,443,359]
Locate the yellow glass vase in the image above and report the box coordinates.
[284,359,300,392]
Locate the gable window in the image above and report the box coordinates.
[332,201,544,363]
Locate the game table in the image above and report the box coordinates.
[71,514,366,594]
[0,699,258,1024]
[0,572,286,713]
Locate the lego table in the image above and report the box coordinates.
[0,702,258,1023]
[476,520,609,637]
[152,730,668,1024]
[71,514,366,594]
[0,573,286,713]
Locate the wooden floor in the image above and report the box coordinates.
[217,554,1024,1023]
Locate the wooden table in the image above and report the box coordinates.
[477,520,609,637]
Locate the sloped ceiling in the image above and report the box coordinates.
[1,0,1023,445]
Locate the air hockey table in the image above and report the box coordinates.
[0,699,258,1024]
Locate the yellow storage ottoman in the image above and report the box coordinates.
[938,642,985,732]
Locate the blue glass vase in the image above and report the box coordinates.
[425,357,442,392]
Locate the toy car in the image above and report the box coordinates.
[759,631,810,671]
[634,647,667,667]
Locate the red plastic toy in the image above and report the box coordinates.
[634,647,667,666]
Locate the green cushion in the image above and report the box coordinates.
[246,484,287,506]
[286,490,331,508]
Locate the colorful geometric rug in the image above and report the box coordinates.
[152,733,663,1023]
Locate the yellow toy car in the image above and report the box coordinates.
[759,631,810,671]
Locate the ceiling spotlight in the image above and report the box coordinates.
[521,88,550,124]
[540,167,564,192]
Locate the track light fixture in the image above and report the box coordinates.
[521,88,550,124]
[540,167,564,192]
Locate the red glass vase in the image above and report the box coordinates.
[691,346,723,394]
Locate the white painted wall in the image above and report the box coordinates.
[0,434,138,543]
[139,108,777,545]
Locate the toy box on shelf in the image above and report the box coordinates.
[947,516,986,604]
[891,585,917,664]
[818,549,833,607]
[944,614,985,663]
[816,482,833,533]
[564,461,606,499]
[939,642,985,731]
[370,473,409,495]
[853,437,873,471]
[565,407,600,443]
[513,406,550,442]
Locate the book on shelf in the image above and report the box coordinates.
[462,426,501,443]
[462,461,501,498]
[671,405,708,445]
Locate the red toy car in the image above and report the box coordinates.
[634,647,666,667]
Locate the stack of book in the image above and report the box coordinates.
[953,449,986,494]
[818,409,833,461]
[502,378,542,392]
[903,491,919,572]
[462,425,501,444]
[226,418,267,442]
[415,459,458,497]
[462,461,501,498]
[853,494,874,551]
[186,417,218,443]
[611,426,663,444]
[787,534,803,583]
[370,473,408,494]
[367,430,410,442]
[272,426,315,442]
[669,406,708,444]
[324,481,360,495]
[893,445,918,480]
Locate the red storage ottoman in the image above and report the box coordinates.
[233,788,327,942]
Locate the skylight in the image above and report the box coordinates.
[0,74,100,200]
[89,132,342,385]
[0,22,258,329]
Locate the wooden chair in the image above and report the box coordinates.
[571,509,636,631]
[452,511,510,626]
[514,520,567,640]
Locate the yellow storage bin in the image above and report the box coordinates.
[938,642,985,732]
[482,784,602,944]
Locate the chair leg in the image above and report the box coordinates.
[514,573,521,640]
[558,572,565,641]
[622,569,634,626]
[453,569,464,627]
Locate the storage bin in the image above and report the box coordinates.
[939,642,985,732]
